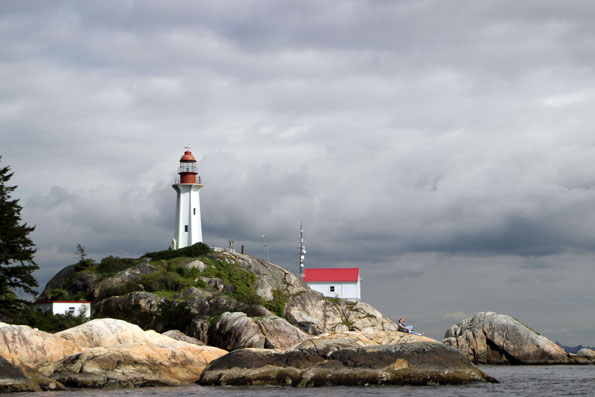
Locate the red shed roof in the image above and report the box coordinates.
[303,268,359,282]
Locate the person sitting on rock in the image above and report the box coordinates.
[398,317,423,336]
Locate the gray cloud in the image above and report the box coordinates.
[1,0,595,345]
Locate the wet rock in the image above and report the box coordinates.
[0,355,40,392]
[199,342,497,386]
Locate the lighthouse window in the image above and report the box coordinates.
[193,208,196,215]
[185,225,188,232]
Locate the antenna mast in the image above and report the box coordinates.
[262,234,268,262]
[299,220,306,279]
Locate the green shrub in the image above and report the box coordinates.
[17,305,87,332]
[202,259,260,304]
[264,289,289,317]
[143,243,210,261]
[96,269,193,301]
[45,288,70,301]
[97,256,138,275]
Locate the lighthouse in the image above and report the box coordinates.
[171,148,203,250]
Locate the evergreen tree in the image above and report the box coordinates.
[0,156,39,319]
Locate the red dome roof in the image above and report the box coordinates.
[180,150,197,162]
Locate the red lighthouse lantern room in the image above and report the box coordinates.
[178,149,198,184]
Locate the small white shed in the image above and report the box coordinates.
[303,268,361,300]
[34,301,91,319]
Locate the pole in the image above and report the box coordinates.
[299,220,305,279]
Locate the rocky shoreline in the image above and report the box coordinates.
[3,252,593,392]
[1,318,496,392]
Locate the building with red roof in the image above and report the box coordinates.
[303,268,361,300]
[34,301,91,318]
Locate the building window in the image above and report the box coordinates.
[185,225,188,232]
[329,286,335,292]
[68,307,75,314]
[193,208,196,215]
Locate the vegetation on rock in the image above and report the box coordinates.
[143,242,210,261]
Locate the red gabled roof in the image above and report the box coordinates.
[303,268,359,282]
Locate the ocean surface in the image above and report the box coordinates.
[6,366,595,396]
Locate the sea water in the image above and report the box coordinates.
[5,366,595,396]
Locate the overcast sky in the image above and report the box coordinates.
[1,0,594,345]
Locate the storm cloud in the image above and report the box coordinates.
[1,0,594,345]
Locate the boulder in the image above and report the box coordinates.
[285,291,346,334]
[208,311,310,350]
[184,259,206,272]
[577,348,595,359]
[199,342,497,386]
[340,300,399,333]
[443,312,569,364]
[91,291,165,327]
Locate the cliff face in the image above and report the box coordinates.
[38,250,398,351]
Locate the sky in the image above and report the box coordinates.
[1,0,594,346]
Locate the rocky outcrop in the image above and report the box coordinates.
[199,342,497,387]
[294,330,435,353]
[41,251,407,353]
[56,318,174,349]
[208,311,310,350]
[577,348,595,359]
[0,355,66,393]
[163,330,204,346]
[443,312,569,364]
[93,263,158,299]
[91,291,165,328]
[0,318,227,390]
[227,252,305,301]
[0,323,81,369]
[285,291,398,335]
[1,355,43,393]
[48,339,226,388]
[37,264,98,301]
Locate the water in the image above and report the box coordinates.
[5,366,595,396]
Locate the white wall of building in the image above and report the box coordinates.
[173,184,203,248]
[35,302,91,318]
[306,281,361,300]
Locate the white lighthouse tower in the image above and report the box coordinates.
[171,148,204,249]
